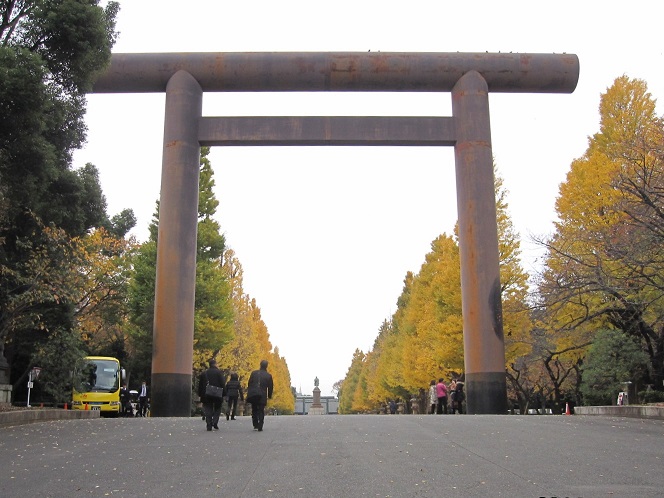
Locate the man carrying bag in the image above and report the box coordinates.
[198,359,226,431]
[246,359,273,432]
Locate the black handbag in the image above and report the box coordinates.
[204,372,224,398]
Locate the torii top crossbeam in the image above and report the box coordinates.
[92,52,579,93]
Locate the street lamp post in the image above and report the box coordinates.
[26,367,42,408]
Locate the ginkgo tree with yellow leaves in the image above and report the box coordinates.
[536,75,664,403]
[215,249,294,414]
[338,349,366,413]
[127,148,294,413]
[74,227,137,355]
[339,168,531,412]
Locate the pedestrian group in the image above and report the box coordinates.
[119,380,150,417]
[428,377,465,414]
[117,358,275,428]
[197,359,273,432]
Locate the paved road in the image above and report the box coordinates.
[1,413,662,497]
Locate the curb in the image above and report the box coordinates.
[574,405,664,420]
[0,409,100,428]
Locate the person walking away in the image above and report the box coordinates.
[138,381,149,417]
[436,378,448,414]
[246,360,273,431]
[198,359,226,431]
[428,380,437,414]
[225,372,244,420]
[454,381,465,414]
[120,384,130,417]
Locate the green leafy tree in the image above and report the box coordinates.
[2,216,135,401]
[0,1,120,387]
[32,326,86,404]
[192,149,234,352]
[125,222,157,384]
[580,329,649,406]
[1,2,120,233]
[1,214,84,387]
[127,148,234,384]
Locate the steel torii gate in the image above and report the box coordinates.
[92,52,579,416]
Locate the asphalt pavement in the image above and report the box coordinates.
[1,413,662,497]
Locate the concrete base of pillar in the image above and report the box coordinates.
[151,373,192,417]
[465,371,508,414]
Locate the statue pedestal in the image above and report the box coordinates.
[0,358,11,405]
[309,386,324,415]
[0,384,12,404]
[308,405,324,415]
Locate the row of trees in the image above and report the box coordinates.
[1,2,294,414]
[126,147,294,413]
[532,75,664,407]
[339,75,664,413]
[338,170,530,413]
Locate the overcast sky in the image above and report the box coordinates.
[74,1,664,396]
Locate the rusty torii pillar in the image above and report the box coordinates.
[92,52,579,416]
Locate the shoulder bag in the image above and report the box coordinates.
[204,372,224,398]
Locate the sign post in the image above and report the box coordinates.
[26,367,41,408]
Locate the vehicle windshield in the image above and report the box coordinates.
[74,359,119,393]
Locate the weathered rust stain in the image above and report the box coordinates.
[456,141,490,152]
[489,277,504,340]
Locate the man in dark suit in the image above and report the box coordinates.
[246,359,273,432]
[120,384,131,417]
[138,380,149,417]
[197,359,226,431]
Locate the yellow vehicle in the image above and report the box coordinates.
[72,356,125,416]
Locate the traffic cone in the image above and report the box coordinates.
[64,403,68,410]
[565,402,571,415]
[85,403,89,410]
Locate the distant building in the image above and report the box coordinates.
[294,394,339,415]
